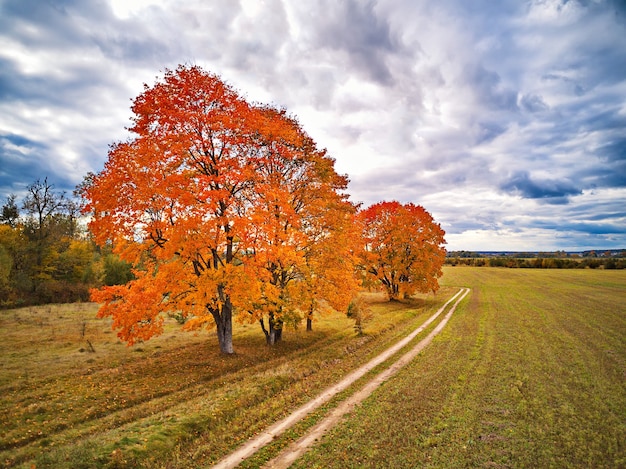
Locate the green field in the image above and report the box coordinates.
[1,267,624,468]
[294,267,626,468]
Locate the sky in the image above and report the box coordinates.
[1,0,625,252]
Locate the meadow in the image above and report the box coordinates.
[0,267,624,468]
[0,285,448,468]
[294,267,626,468]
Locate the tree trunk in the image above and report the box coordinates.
[260,314,283,345]
[212,299,234,354]
[306,303,313,331]
[267,328,277,345]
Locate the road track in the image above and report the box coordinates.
[212,287,470,469]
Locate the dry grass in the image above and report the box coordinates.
[0,289,453,468]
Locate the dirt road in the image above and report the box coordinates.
[212,287,470,469]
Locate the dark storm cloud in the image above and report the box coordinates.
[0,58,34,102]
[0,0,177,199]
[0,0,174,65]
[598,137,626,165]
[0,58,80,106]
[0,56,117,108]
[304,0,398,84]
[573,136,626,190]
[584,211,626,222]
[0,131,87,197]
[564,108,626,189]
[499,171,582,203]
[0,133,49,193]
[519,94,549,113]
[532,219,626,236]
[466,64,518,112]
[475,122,508,145]
[0,0,88,45]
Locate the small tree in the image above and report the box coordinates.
[359,201,446,300]
[346,296,372,335]
[0,231,14,302]
[101,253,134,286]
[0,194,19,228]
[22,178,68,241]
[21,178,79,299]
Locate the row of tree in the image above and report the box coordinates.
[446,256,625,269]
[79,65,446,354]
[0,66,446,353]
[447,250,626,259]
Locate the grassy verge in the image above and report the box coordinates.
[0,288,456,468]
[293,267,626,468]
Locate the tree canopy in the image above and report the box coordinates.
[359,201,446,300]
[83,65,358,353]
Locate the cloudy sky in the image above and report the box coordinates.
[1,0,625,251]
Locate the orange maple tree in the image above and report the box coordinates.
[359,201,446,300]
[298,204,361,333]
[228,106,360,344]
[82,65,357,353]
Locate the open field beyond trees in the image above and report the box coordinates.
[1,267,625,468]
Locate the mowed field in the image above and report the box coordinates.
[293,267,626,468]
[1,267,625,468]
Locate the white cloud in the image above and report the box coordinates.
[109,0,166,19]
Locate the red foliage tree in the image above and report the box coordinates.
[359,201,446,300]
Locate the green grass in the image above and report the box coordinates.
[0,289,451,468]
[293,267,626,468]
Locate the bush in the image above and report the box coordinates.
[35,280,90,304]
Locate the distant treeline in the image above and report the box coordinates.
[0,179,133,309]
[446,250,626,269]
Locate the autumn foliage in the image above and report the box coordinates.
[81,65,447,354]
[83,65,359,352]
[359,201,446,300]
